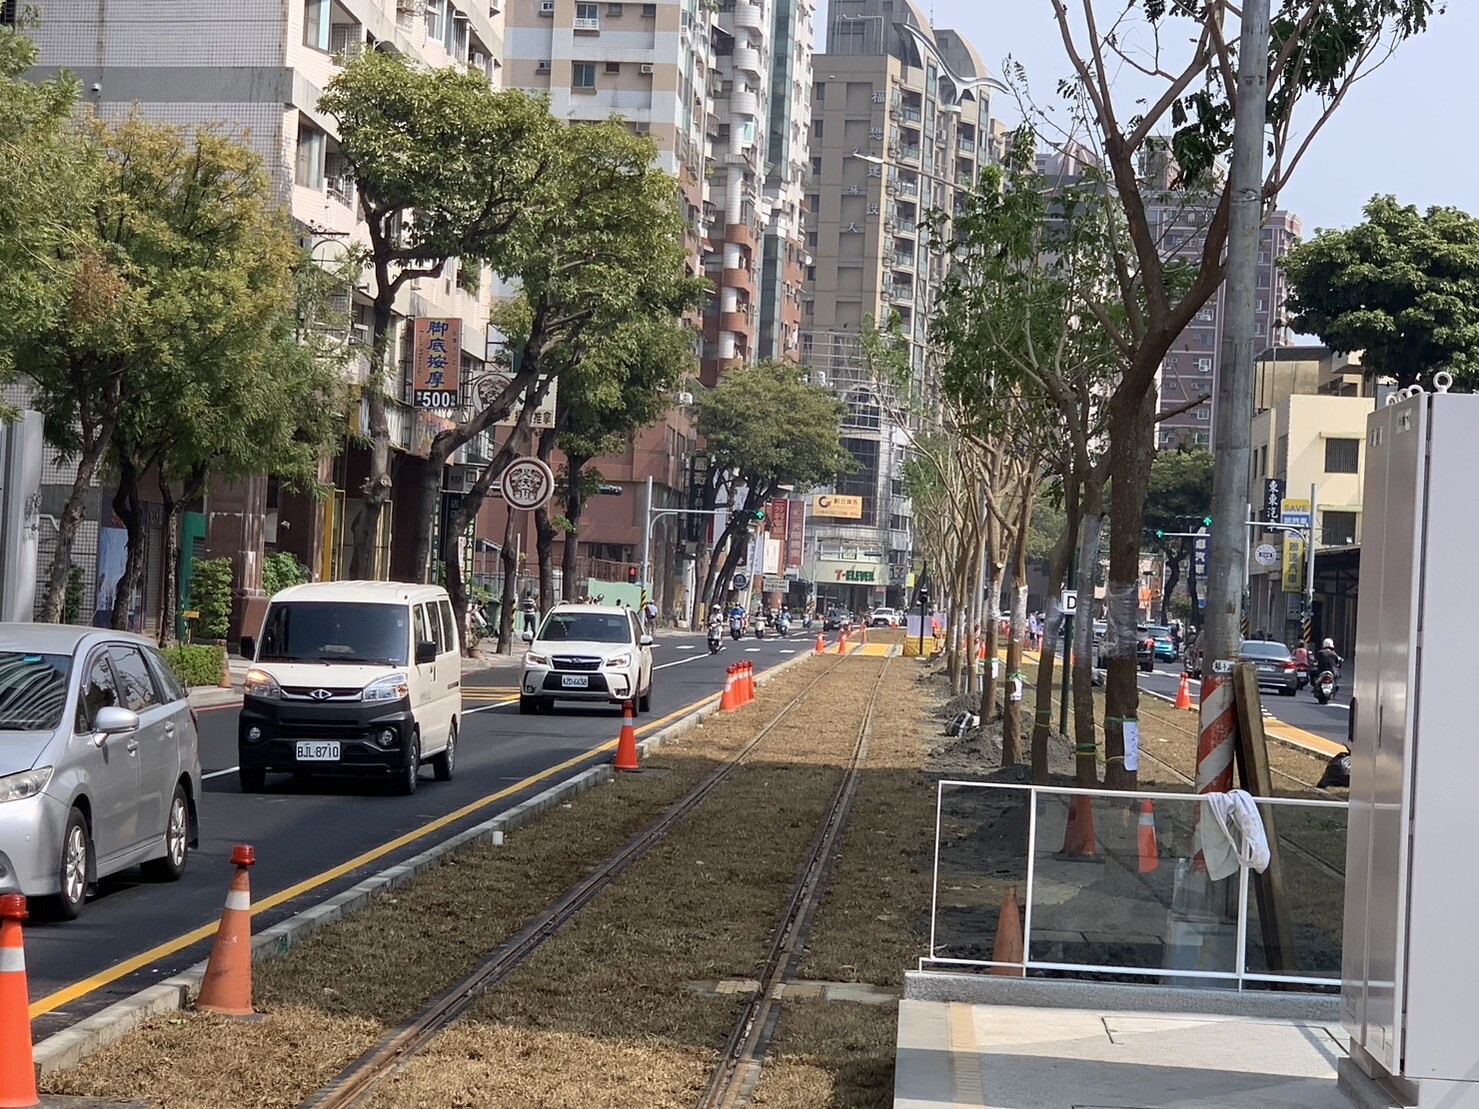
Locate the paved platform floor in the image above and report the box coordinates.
[896,999,1353,1108]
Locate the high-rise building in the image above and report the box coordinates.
[1146,170,1301,449]
[20,0,505,624]
[800,0,993,610]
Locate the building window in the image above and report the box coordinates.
[813,119,823,137]
[303,0,330,49]
[572,61,597,89]
[814,82,825,101]
[605,60,621,73]
[607,2,624,13]
[642,2,656,14]
[1195,357,1213,373]
[575,1,599,22]
[1195,407,1210,421]
[425,0,445,43]
[1322,510,1358,547]
[1324,437,1359,474]
[295,120,325,188]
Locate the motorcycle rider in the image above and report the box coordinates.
[729,602,746,639]
[1314,637,1342,679]
[708,605,725,652]
[776,605,791,636]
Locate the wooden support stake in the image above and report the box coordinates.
[1231,661,1297,975]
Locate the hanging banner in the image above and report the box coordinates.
[1282,535,1306,592]
[412,318,462,408]
[812,494,863,519]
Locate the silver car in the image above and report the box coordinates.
[0,625,202,919]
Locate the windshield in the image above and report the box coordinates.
[538,612,633,645]
[0,652,71,731]
[1240,641,1292,661]
[257,602,408,665]
[1145,626,1172,637]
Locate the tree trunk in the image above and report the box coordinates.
[1071,506,1104,787]
[347,292,396,581]
[1031,489,1079,783]
[977,516,999,722]
[40,429,112,623]
[1160,550,1184,626]
[497,508,518,653]
[1002,494,1033,767]
[560,455,589,601]
[158,483,181,647]
[110,458,145,632]
[532,429,558,610]
[1102,387,1157,790]
[409,436,451,585]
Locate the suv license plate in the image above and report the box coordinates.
[560,675,590,689]
[295,741,340,761]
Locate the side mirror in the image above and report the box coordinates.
[239,635,255,660]
[521,631,534,643]
[94,706,140,739]
[638,634,653,647]
[415,640,437,665]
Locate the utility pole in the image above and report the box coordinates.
[1198,0,1270,799]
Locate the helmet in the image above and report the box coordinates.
[1321,638,1334,650]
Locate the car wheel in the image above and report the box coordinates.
[432,721,457,782]
[239,765,267,793]
[50,807,91,921]
[538,698,555,713]
[1281,687,1297,697]
[639,686,652,713]
[142,783,190,881]
[1140,660,1153,672]
[519,694,537,715]
[396,734,421,796]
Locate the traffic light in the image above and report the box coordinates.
[1154,528,1165,540]
[746,509,766,522]
[627,566,638,584]
[1202,515,1212,528]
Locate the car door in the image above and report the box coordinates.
[629,612,651,694]
[144,645,199,787]
[436,598,460,737]
[411,602,445,751]
[108,645,176,850]
[74,651,142,867]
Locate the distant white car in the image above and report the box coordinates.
[520,604,654,714]
[870,608,899,628]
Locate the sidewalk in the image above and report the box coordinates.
[896,987,1351,1108]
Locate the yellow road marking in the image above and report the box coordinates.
[1264,720,1346,758]
[30,687,722,1019]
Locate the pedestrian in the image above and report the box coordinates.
[520,588,537,635]
[642,597,659,635]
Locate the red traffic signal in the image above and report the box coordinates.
[627,566,638,583]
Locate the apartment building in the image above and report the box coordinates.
[1148,179,1302,448]
[22,0,503,629]
[800,0,993,611]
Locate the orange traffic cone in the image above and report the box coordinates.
[720,666,738,713]
[197,844,257,1017]
[0,893,37,1109]
[815,633,825,655]
[990,886,1025,976]
[743,661,755,703]
[614,701,640,771]
[1059,795,1098,858]
[1175,672,1193,711]
[838,631,848,654]
[1137,800,1159,874]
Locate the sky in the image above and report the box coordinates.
[813,1,1475,235]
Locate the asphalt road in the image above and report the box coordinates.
[1137,662,1352,747]
[25,631,815,1038]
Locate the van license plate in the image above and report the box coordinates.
[295,741,340,761]
[560,675,589,689]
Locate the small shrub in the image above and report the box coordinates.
[262,550,310,597]
[189,557,234,640]
[161,644,225,688]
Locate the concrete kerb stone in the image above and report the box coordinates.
[903,969,1340,1023]
[32,648,826,1079]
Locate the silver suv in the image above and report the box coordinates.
[520,604,654,714]
[0,625,202,919]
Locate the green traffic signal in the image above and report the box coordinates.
[1155,528,1165,539]
[1202,516,1212,527]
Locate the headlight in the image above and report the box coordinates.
[0,767,52,804]
[362,673,409,702]
[606,653,631,668]
[525,652,550,666]
[243,669,282,699]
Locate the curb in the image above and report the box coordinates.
[32,647,822,1078]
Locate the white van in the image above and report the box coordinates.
[236,581,460,795]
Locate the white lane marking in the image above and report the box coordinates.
[745,647,761,653]
[469,697,520,713]
[655,653,709,671]
[675,644,695,651]
[204,767,239,780]
[779,650,796,655]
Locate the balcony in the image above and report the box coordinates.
[898,178,919,196]
[892,253,915,270]
[732,0,764,29]
[574,16,600,31]
[957,136,976,153]
[732,45,762,75]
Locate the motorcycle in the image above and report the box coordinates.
[707,626,723,654]
[729,617,744,641]
[1313,666,1340,704]
[802,613,814,632]
[776,614,791,638]
[753,615,767,639]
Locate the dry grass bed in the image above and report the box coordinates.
[752,1002,899,1109]
[43,655,839,1109]
[363,659,892,1109]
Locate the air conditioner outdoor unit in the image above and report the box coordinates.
[539,0,555,12]
[536,59,551,71]
[676,391,694,407]
[640,63,654,75]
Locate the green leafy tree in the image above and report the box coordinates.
[1043,0,1437,788]
[695,362,853,608]
[319,51,558,579]
[1281,195,1479,389]
[1143,447,1214,625]
[188,557,234,641]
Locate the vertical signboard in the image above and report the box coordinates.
[1262,478,1285,524]
[412,318,462,409]
[1282,535,1306,592]
[785,498,806,573]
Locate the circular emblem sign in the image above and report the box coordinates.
[1254,543,1279,567]
[499,456,555,511]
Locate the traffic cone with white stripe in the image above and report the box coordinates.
[197,844,256,1017]
[1175,672,1193,711]
[742,661,755,703]
[720,666,739,713]
[0,893,37,1109]
[815,633,825,655]
[1137,800,1160,874]
[614,701,640,771]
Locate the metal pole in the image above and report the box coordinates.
[639,474,653,602]
[1199,0,1270,792]
[1305,482,1318,639]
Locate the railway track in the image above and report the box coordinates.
[294,650,878,1109]
[696,657,891,1109]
